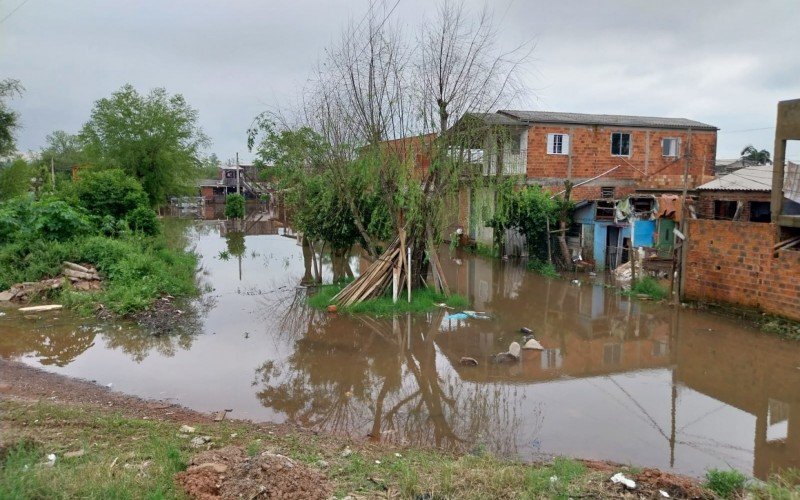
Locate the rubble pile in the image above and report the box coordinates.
[0,261,102,302]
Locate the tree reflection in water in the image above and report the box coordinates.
[253,291,534,456]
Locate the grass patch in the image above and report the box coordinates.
[761,315,800,341]
[465,242,500,259]
[308,283,469,316]
[704,468,747,498]
[0,233,198,315]
[623,277,668,301]
[527,258,560,279]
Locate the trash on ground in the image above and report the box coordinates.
[659,490,670,498]
[180,424,196,433]
[18,304,63,313]
[611,472,636,489]
[43,453,57,467]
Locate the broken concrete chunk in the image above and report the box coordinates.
[179,425,196,434]
[508,341,521,359]
[0,291,14,301]
[190,436,212,447]
[523,339,544,350]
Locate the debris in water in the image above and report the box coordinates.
[19,304,63,313]
[435,302,454,309]
[570,279,581,286]
[445,312,469,321]
[508,341,521,359]
[611,472,636,489]
[459,357,479,366]
[523,338,544,350]
[520,327,532,334]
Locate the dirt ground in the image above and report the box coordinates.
[0,359,712,499]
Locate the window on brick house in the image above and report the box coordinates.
[750,201,771,222]
[601,186,615,199]
[713,200,738,220]
[662,138,680,157]
[611,132,631,156]
[547,133,569,155]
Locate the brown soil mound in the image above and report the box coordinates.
[176,446,331,500]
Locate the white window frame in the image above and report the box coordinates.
[662,137,680,157]
[546,133,569,155]
[611,132,631,157]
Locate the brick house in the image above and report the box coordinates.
[695,164,774,222]
[450,111,718,266]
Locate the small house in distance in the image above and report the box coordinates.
[198,164,270,203]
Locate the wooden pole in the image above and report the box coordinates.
[407,246,412,303]
[546,217,553,264]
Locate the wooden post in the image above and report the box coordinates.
[407,246,412,303]
[546,217,553,264]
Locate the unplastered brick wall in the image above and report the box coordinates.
[684,220,800,321]
[524,124,717,201]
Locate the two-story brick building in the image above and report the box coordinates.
[449,110,718,268]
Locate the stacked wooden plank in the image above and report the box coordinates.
[333,237,404,307]
[332,229,451,307]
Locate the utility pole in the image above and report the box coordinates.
[674,129,693,305]
[236,152,241,195]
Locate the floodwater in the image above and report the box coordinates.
[2,216,799,481]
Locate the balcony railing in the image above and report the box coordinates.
[482,149,527,176]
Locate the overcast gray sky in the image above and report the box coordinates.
[2,0,799,162]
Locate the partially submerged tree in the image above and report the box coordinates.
[251,0,533,301]
[80,84,210,206]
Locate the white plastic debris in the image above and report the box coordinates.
[611,472,636,489]
[105,383,113,388]
[394,453,402,458]
[549,475,558,483]
[659,490,670,498]
[44,453,57,467]
[179,425,196,433]
[374,460,381,465]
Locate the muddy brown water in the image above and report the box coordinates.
[2,218,799,480]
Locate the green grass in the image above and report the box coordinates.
[465,242,500,259]
[623,277,668,301]
[308,283,469,316]
[704,468,747,499]
[0,233,198,315]
[527,259,561,279]
[761,316,800,341]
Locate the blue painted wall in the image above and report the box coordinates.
[632,220,656,247]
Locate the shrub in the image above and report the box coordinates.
[527,258,560,278]
[625,277,668,301]
[0,157,31,201]
[126,205,160,235]
[74,168,149,218]
[30,198,93,241]
[704,469,746,499]
[225,193,245,219]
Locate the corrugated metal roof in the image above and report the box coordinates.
[498,110,717,130]
[696,164,774,192]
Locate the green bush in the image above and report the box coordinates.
[0,157,31,201]
[30,198,93,240]
[704,469,746,499]
[74,168,149,218]
[225,193,245,219]
[126,205,160,235]
[527,258,560,279]
[625,277,668,301]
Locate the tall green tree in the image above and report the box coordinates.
[80,84,210,206]
[40,130,85,172]
[0,156,31,200]
[0,79,24,157]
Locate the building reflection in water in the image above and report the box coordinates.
[255,246,800,479]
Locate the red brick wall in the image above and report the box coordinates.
[684,219,800,321]
[696,191,771,220]
[525,125,717,201]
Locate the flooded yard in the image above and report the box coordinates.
[2,218,798,481]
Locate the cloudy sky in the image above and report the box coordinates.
[2,0,799,162]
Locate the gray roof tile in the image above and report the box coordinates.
[498,110,717,130]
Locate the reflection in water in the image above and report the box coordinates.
[1,220,799,480]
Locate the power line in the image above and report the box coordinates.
[720,126,774,133]
[0,0,32,24]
